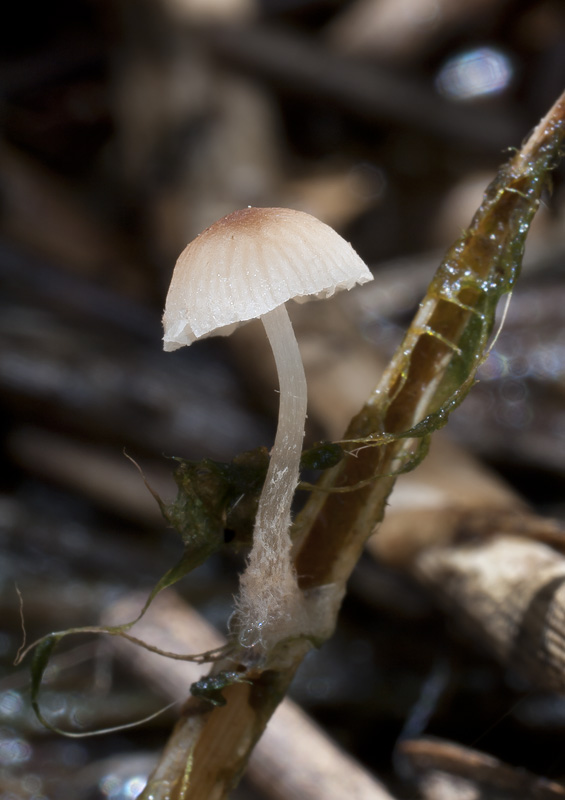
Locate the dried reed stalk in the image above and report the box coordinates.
[140,90,565,799]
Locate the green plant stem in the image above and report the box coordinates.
[140,89,565,800]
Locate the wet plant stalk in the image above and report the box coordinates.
[140,90,565,800]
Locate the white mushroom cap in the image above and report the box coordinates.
[163,206,373,351]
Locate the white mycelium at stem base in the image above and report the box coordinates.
[235,304,309,648]
[162,207,373,655]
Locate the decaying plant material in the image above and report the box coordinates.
[105,591,397,800]
[132,91,565,800]
[398,737,565,799]
[417,535,565,689]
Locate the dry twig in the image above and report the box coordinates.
[399,737,565,799]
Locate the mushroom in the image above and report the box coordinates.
[163,207,373,653]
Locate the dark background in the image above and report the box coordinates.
[2,1,565,798]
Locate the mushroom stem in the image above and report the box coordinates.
[236,303,308,649]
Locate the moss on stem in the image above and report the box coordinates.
[140,89,565,800]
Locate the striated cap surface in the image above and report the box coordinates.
[163,207,373,351]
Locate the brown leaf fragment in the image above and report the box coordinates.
[416,535,565,694]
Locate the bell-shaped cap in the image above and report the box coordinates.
[163,207,373,351]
